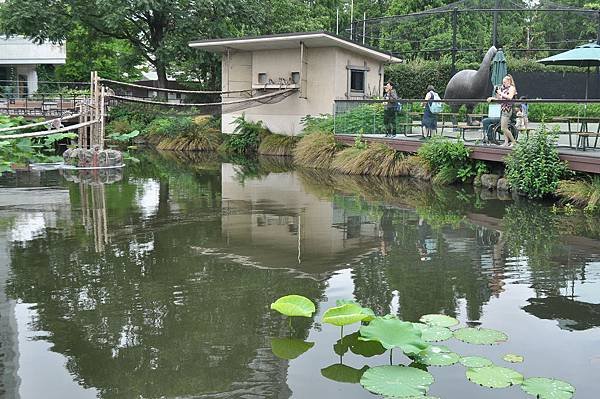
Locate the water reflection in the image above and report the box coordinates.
[0,151,599,398]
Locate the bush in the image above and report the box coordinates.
[301,114,334,134]
[293,131,339,168]
[527,103,600,122]
[331,143,411,177]
[417,137,472,184]
[221,115,270,154]
[557,176,600,212]
[258,134,298,156]
[505,125,569,198]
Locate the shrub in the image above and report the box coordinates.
[527,103,600,122]
[505,125,569,199]
[258,134,298,156]
[557,176,600,212]
[293,131,339,168]
[222,115,270,154]
[417,137,471,184]
[301,114,334,134]
[331,143,411,177]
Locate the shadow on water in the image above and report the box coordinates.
[0,150,599,398]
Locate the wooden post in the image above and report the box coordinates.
[99,85,105,150]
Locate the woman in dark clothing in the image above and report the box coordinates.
[383,81,399,137]
[422,85,438,138]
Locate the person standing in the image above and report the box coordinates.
[383,81,399,137]
[489,75,517,146]
[422,85,439,138]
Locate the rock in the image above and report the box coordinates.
[480,174,500,190]
[497,177,510,192]
[63,147,123,168]
[473,175,482,187]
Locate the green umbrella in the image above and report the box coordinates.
[490,49,507,95]
[538,42,600,100]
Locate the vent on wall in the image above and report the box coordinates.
[258,73,267,84]
[291,71,300,84]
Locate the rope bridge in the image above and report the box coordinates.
[1,72,298,148]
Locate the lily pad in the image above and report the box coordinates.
[454,327,508,345]
[271,338,314,360]
[415,345,460,367]
[419,314,459,328]
[323,304,369,327]
[335,300,376,321]
[466,365,524,388]
[459,356,493,368]
[360,317,429,355]
[503,353,524,363]
[321,364,369,384]
[360,365,434,397]
[521,377,575,399]
[334,332,386,357]
[412,323,453,342]
[270,295,315,317]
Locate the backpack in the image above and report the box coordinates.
[429,91,443,114]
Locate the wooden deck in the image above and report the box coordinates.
[0,98,83,119]
[335,134,600,174]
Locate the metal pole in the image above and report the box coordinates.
[363,12,366,45]
[492,0,500,47]
[336,8,339,35]
[350,0,354,40]
[452,8,458,76]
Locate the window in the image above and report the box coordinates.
[350,70,365,94]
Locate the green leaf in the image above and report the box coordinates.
[459,356,493,368]
[334,332,386,357]
[359,316,429,355]
[270,338,314,360]
[466,366,524,388]
[270,295,315,317]
[334,299,376,321]
[412,323,453,342]
[419,314,459,328]
[323,303,369,327]
[360,365,434,397]
[320,364,369,384]
[453,327,508,345]
[415,345,460,367]
[503,353,524,363]
[521,377,575,399]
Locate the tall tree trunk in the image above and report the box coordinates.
[156,60,168,100]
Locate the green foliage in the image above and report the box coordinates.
[453,328,508,345]
[505,125,569,199]
[521,377,575,399]
[459,356,493,368]
[360,365,435,398]
[466,366,524,389]
[270,295,315,318]
[411,323,453,342]
[293,131,339,168]
[527,103,600,122]
[322,303,374,327]
[557,176,600,212]
[270,338,314,360]
[415,345,460,367]
[222,115,269,154]
[257,134,298,156]
[386,59,454,99]
[359,316,429,355]
[301,114,334,134]
[419,314,459,328]
[417,137,473,184]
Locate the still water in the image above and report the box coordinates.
[0,151,599,399]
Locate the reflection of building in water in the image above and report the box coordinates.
[0,230,19,399]
[221,164,379,272]
[79,183,109,252]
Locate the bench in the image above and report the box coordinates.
[396,122,423,137]
[456,124,481,142]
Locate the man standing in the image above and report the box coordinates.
[383,81,399,137]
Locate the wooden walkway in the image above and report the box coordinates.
[335,134,600,174]
[0,98,84,119]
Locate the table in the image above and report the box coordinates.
[552,116,600,151]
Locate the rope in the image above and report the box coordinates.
[0,113,81,133]
[0,120,97,139]
[107,88,298,107]
[99,78,255,95]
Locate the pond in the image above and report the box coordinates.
[0,151,599,399]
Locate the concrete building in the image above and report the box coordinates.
[0,36,66,96]
[189,32,401,135]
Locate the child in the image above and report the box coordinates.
[516,96,529,130]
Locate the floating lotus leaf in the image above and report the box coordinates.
[466,365,524,388]
[334,332,386,357]
[521,377,575,399]
[270,295,315,317]
[503,353,524,363]
[335,300,376,322]
[419,314,459,328]
[359,317,429,355]
[323,304,369,327]
[454,327,508,345]
[412,323,453,342]
[415,345,460,367]
[459,356,493,368]
[320,364,369,384]
[360,365,434,397]
[336,299,358,306]
[271,338,314,360]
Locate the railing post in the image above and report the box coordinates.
[451,8,458,76]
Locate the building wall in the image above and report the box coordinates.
[221,46,384,135]
[0,37,66,65]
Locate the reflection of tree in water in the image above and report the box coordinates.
[5,155,325,399]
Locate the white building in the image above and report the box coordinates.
[189,32,401,135]
[0,36,66,96]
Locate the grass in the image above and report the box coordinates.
[156,128,223,151]
[293,131,339,168]
[557,177,600,212]
[258,134,299,156]
[331,144,413,177]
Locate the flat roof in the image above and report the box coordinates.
[189,31,401,63]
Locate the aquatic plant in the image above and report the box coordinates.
[359,316,430,358]
[419,314,459,328]
[503,353,524,363]
[415,345,460,367]
[459,356,493,368]
[453,327,508,345]
[331,143,412,177]
[323,302,375,337]
[270,294,315,318]
[293,131,339,168]
[321,364,369,384]
[270,338,314,360]
[417,137,472,184]
[411,323,453,342]
[257,134,298,156]
[466,365,524,388]
[557,176,600,213]
[360,365,434,397]
[521,377,575,399]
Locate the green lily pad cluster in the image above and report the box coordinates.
[269,295,575,399]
